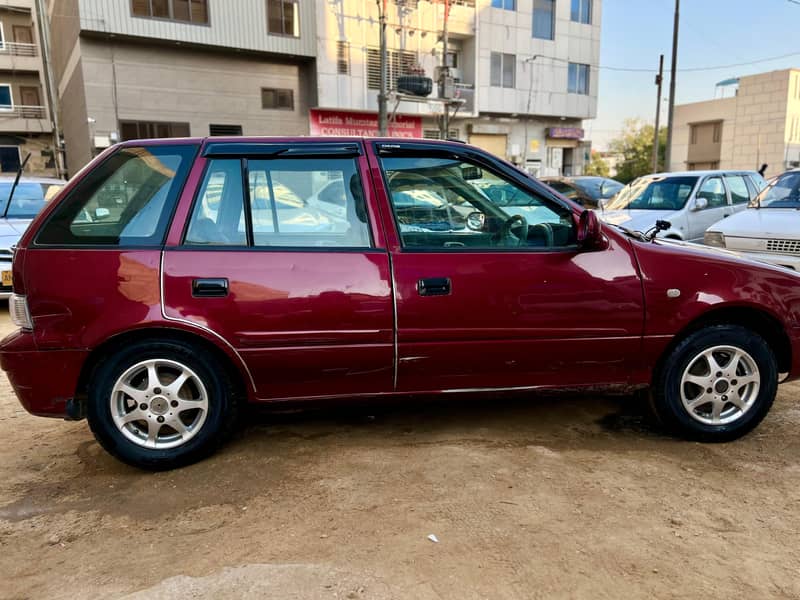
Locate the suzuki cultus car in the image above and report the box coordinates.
[2,138,799,470]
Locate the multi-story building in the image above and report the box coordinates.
[47,0,601,177]
[0,0,59,176]
[47,0,317,175]
[315,0,601,175]
[670,69,800,178]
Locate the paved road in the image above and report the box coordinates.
[1,309,799,599]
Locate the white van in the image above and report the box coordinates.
[601,170,766,242]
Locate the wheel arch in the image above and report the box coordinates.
[653,305,792,382]
[74,326,252,407]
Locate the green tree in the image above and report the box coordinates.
[584,151,610,177]
[608,119,667,184]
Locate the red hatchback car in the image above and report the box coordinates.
[2,137,800,470]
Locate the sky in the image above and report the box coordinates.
[588,0,800,149]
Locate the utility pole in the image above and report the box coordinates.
[652,54,664,173]
[438,0,451,139]
[35,0,64,178]
[377,0,388,136]
[665,0,679,171]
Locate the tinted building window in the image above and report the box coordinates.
[571,0,592,23]
[261,88,294,110]
[131,0,209,24]
[568,63,590,95]
[267,0,299,36]
[533,0,555,40]
[120,121,191,141]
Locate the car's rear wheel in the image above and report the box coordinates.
[651,324,777,441]
[87,340,238,470]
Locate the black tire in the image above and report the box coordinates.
[651,324,778,442]
[87,340,238,470]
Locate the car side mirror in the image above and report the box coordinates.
[692,196,708,211]
[460,165,483,180]
[465,211,486,231]
[577,209,605,250]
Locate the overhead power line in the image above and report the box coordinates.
[529,51,800,74]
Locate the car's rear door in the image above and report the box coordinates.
[367,141,644,393]
[162,140,394,401]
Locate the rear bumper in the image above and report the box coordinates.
[0,329,87,418]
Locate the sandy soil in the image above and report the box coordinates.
[1,309,800,599]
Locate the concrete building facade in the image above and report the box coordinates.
[315,0,602,176]
[0,0,59,176]
[47,0,317,176]
[671,69,800,179]
[47,0,602,177]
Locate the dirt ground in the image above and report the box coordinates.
[1,310,800,599]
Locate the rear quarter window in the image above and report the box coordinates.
[35,144,197,246]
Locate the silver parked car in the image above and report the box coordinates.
[601,170,767,242]
[0,176,66,297]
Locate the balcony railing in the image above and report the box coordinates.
[0,105,47,119]
[0,42,37,57]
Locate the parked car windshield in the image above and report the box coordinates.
[0,182,64,219]
[604,176,699,211]
[750,171,800,208]
[572,177,624,200]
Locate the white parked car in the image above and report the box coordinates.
[0,176,66,298]
[704,169,800,270]
[601,170,766,242]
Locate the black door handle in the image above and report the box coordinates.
[417,277,451,297]
[192,278,229,298]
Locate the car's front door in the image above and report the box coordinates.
[368,142,644,393]
[162,141,395,401]
[687,175,729,241]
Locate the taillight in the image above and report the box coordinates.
[9,293,32,330]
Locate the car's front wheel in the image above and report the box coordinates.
[87,340,238,470]
[651,324,778,441]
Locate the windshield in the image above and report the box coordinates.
[573,177,624,200]
[0,182,64,218]
[750,171,800,208]
[605,176,698,211]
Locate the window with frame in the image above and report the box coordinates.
[36,145,198,246]
[490,52,515,88]
[568,63,589,95]
[491,0,515,9]
[131,0,209,24]
[267,0,299,37]
[337,41,350,74]
[262,87,294,110]
[380,155,576,250]
[184,157,372,248]
[690,125,698,145]
[696,177,727,209]
[725,175,750,205]
[533,0,555,40]
[366,48,417,90]
[571,0,592,24]
[120,120,190,141]
[0,84,12,110]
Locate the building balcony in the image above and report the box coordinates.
[0,104,51,132]
[0,42,41,73]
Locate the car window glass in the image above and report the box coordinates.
[697,177,727,208]
[184,159,246,245]
[0,182,64,219]
[36,145,197,246]
[546,180,579,199]
[725,175,750,205]
[605,176,698,211]
[184,157,371,248]
[753,171,800,208]
[380,156,575,250]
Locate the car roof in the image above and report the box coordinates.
[643,170,759,178]
[0,175,67,184]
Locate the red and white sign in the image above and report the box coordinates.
[310,109,422,138]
